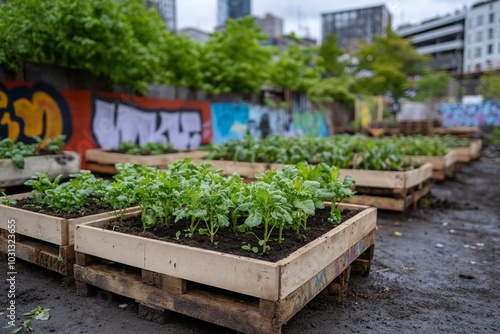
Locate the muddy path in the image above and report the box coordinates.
[1,148,499,334]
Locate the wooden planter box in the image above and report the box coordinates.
[270,163,433,211]
[85,149,208,174]
[197,160,270,180]
[449,139,483,163]
[406,151,457,180]
[73,204,377,334]
[0,193,138,276]
[0,151,81,188]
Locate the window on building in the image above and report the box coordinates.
[489,28,494,39]
[476,31,483,42]
[475,47,481,57]
[467,49,471,59]
[477,15,484,26]
[488,44,493,54]
[469,18,473,28]
[490,13,495,23]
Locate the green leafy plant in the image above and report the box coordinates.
[10,306,50,334]
[118,141,175,155]
[0,136,66,169]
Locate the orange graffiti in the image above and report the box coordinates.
[10,91,63,143]
[0,113,20,141]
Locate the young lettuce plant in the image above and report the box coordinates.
[238,182,293,253]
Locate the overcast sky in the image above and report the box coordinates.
[177,0,478,40]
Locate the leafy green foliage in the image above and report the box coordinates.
[200,17,274,95]
[478,71,500,101]
[354,27,429,102]
[0,0,171,93]
[0,135,66,169]
[10,306,50,334]
[269,44,321,93]
[412,71,452,102]
[317,34,346,78]
[118,141,175,155]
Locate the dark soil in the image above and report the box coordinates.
[106,208,359,263]
[1,142,499,334]
[11,198,114,219]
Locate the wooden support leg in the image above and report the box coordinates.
[351,244,375,277]
[320,266,351,303]
[75,252,99,296]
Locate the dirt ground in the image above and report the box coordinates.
[1,142,499,334]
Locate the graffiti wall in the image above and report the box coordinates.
[1,81,330,167]
[0,81,212,160]
[211,103,328,142]
[439,102,500,126]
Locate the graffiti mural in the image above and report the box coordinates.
[92,95,203,150]
[439,102,500,126]
[211,103,249,143]
[293,111,328,137]
[248,105,295,138]
[0,82,73,144]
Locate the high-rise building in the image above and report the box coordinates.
[322,5,391,52]
[217,0,251,26]
[145,0,176,31]
[397,11,466,75]
[255,13,283,40]
[463,0,500,73]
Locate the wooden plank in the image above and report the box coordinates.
[0,237,74,275]
[86,162,119,175]
[276,230,376,324]
[0,152,81,188]
[0,198,139,246]
[345,183,431,211]
[74,262,276,334]
[85,149,207,166]
[197,160,270,178]
[469,139,482,159]
[277,208,377,298]
[450,147,471,162]
[74,205,375,301]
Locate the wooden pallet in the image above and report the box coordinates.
[433,126,479,138]
[73,204,377,334]
[398,120,434,136]
[449,139,483,163]
[193,159,271,179]
[0,193,139,276]
[0,229,75,276]
[407,151,457,181]
[345,179,432,212]
[0,151,81,188]
[85,149,207,174]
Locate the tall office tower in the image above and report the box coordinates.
[145,0,176,31]
[322,5,391,52]
[217,0,251,26]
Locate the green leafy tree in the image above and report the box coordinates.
[478,71,500,101]
[308,76,356,105]
[268,43,321,93]
[200,17,274,96]
[353,27,429,102]
[0,0,170,93]
[317,34,346,77]
[411,70,451,102]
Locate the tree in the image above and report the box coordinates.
[411,70,451,102]
[268,43,321,93]
[317,34,346,77]
[308,76,356,106]
[164,34,204,91]
[478,71,500,101]
[353,27,429,102]
[200,17,274,96]
[0,0,171,93]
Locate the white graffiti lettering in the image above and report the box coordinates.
[92,99,202,150]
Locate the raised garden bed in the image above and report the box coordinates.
[85,149,207,174]
[0,151,81,188]
[270,163,433,212]
[406,151,457,181]
[73,203,377,334]
[449,139,482,162]
[0,193,138,276]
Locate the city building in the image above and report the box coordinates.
[255,13,283,40]
[217,0,251,27]
[397,10,466,75]
[145,0,176,31]
[463,0,500,73]
[176,27,211,43]
[321,5,391,52]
